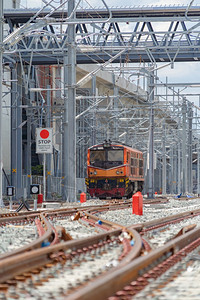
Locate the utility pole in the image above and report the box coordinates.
[0,0,3,207]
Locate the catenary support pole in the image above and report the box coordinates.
[182,98,187,194]
[0,0,3,207]
[177,118,181,194]
[91,75,96,145]
[63,0,76,202]
[198,140,200,196]
[113,74,119,141]
[148,68,154,198]
[46,85,52,199]
[188,103,193,193]
[16,65,23,200]
[170,146,173,194]
[26,106,32,199]
[11,65,17,199]
[162,121,166,195]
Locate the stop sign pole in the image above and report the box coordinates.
[36,128,53,202]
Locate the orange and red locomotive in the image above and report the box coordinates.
[85,141,144,199]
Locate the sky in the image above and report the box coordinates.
[17,0,200,107]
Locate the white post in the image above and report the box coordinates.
[9,197,12,211]
[0,0,3,207]
[34,198,37,211]
[43,153,46,202]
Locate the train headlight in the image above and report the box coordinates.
[116,171,120,174]
[94,171,97,175]
[90,172,93,175]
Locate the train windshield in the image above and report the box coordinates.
[90,150,106,162]
[90,148,124,168]
[108,150,123,161]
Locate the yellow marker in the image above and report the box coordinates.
[12,169,16,173]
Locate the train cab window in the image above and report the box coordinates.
[108,150,123,162]
[90,150,106,167]
[90,148,124,169]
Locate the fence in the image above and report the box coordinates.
[3,175,86,200]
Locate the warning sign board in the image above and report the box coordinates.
[36,128,53,154]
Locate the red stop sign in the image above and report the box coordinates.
[40,129,49,139]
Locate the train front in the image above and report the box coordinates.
[85,141,127,199]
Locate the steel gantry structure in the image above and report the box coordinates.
[2,2,200,202]
[4,5,200,64]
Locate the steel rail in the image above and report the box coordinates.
[0,213,54,260]
[0,203,129,223]
[0,228,128,283]
[66,226,200,300]
[79,211,143,265]
[140,207,200,231]
[83,210,126,230]
[0,198,166,221]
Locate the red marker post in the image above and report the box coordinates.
[132,191,143,215]
[80,192,86,203]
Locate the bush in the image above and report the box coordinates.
[32,165,43,175]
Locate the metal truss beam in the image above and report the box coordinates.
[3,6,200,64]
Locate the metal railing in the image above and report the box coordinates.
[3,175,86,200]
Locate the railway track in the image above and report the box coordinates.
[0,198,200,299]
